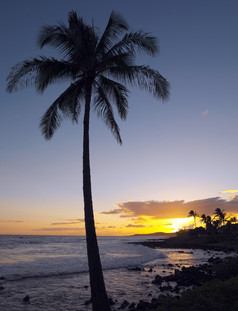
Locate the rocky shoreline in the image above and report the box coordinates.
[116,236,238,311]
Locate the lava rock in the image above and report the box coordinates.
[152,275,163,285]
[23,295,30,303]
[119,300,129,309]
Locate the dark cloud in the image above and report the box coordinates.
[33,227,84,232]
[51,220,84,225]
[101,209,122,215]
[126,224,145,228]
[101,197,238,220]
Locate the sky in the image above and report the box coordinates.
[1,0,238,236]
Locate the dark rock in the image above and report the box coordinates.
[151,297,159,304]
[23,295,30,303]
[84,299,92,305]
[108,297,115,305]
[208,256,222,264]
[0,277,6,280]
[0,286,4,291]
[148,268,153,272]
[164,265,212,287]
[172,285,180,293]
[119,300,129,309]
[128,302,136,309]
[128,266,144,271]
[152,275,163,285]
[84,285,89,289]
[136,300,151,310]
[159,284,173,291]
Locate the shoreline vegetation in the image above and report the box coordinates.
[128,227,238,311]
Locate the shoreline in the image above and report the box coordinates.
[124,235,238,310]
[132,233,238,253]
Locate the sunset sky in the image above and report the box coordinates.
[1,0,238,236]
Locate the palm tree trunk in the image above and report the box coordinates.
[83,86,111,311]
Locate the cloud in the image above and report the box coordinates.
[126,224,145,228]
[102,197,238,220]
[33,227,84,232]
[51,219,84,225]
[201,109,208,117]
[221,190,238,194]
[101,209,122,215]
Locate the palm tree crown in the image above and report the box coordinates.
[188,210,199,228]
[7,11,169,142]
[6,11,169,311]
[214,208,227,226]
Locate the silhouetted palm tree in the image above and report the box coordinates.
[6,11,169,311]
[214,208,227,226]
[201,214,212,231]
[188,210,199,228]
[230,216,237,224]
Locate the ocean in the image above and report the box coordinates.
[0,235,230,310]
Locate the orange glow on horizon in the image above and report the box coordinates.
[1,213,238,236]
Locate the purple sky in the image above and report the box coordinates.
[1,0,238,234]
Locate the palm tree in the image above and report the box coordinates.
[230,216,237,224]
[201,214,212,231]
[214,208,227,227]
[188,210,199,228]
[6,11,169,311]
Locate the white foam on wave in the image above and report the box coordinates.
[0,235,165,280]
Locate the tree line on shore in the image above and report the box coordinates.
[188,208,238,234]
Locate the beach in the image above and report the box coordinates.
[0,235,237,310]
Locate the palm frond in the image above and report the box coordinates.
[94,85,122,144]
[98,52,134,71]
[96,76,128,120]
[38,11,97,60]
[107,65,169,100]
[6,57,73,93]
[40,81,84,139]
[96,11,129,56]
[102,31,159,61]
[35,57,76,92]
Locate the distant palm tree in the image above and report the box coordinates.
[230,216,237,224]
[6,11,169,311]
[188,210,199,228]
[214,208,227,226]
[201,214,212,231]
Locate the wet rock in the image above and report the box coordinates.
[159,284,173,291]
[136,300,152,310]
[152,275,163,285]
[164,265,211,287]
[0,286,4,291]
[172,285,180,293]
[23,295,30,303]
[108,297,115,305]
[128,302,136,309]
[84,298,92,305]
[208,256,222,264]
[148,268,153,272]
[119,300,129,309]
[128,266,144,271]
